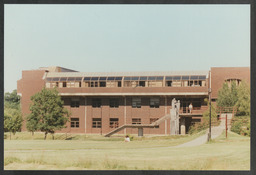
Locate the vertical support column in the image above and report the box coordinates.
[180,117,186,135]
[138,127,143,137]
[124,96,127,135]
[84,97,87,134]
[170,98,180,135]
[165,96,167,135]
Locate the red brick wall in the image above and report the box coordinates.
[211,67,250,99]
[17,70,46,131]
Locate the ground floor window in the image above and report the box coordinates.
[92,118,102,128]
[71,118,79,128]
[109,118,119,128]
[132,118,141,125]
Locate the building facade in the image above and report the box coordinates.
[17,66,250,135]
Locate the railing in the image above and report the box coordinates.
[216,107,237,115]
[180,107,202,114]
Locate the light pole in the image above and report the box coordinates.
[208,88,212,142]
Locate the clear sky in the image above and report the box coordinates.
[4,4,250,93]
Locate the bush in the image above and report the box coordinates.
[231,116,250,136]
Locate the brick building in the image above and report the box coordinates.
[17,66,250,135]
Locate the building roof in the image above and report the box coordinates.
[45,70,209,78]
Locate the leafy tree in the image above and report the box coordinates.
[4,108,23,139]
[188,99,218,134]
[235,81,250,116]
[4,90,20,109]
[27,88,70,140]
[216,81,238,107]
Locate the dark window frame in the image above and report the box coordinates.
[132,118,141,125]
[132,98,141,108]
[92,99,102,108]
[109,99,119,108]
[109,118,119,128]
[150,98,160,108]
[71,118,79,128]
[92,118,102,128]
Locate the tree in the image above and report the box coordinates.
[4,90,20,109]
[4,108,23,139]
[188,99,218,134]
[27,88,70,140]
[216,81,238,107]
[235,81,250,116]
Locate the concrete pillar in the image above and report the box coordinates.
[180,118,186,135]
[138,128,143,137]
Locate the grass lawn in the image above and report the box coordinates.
[4,131,250,170]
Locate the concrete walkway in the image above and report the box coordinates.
[174,116,230,148]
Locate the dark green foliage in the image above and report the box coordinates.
[27,88,70,140]
[4,108,23,136]
[217,82,238,107]
[231,116,250,136]
[217,81,250,116]
[236,81,250,116]
[4,90,20,109]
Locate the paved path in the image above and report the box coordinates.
[174,116,231,148]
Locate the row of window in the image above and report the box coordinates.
[70,118,159,128]
[70,98,160,108]
[47,75,206,82]
[46,75,207,88]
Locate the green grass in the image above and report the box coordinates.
[4,131,250,170]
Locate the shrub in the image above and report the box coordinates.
[231,116,250,136]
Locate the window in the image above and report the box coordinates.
[63,82,67,87]
[92,99,101,108]
[150,98,160,108]
[166,81,172,87]
[92,118,102,128]
[71,99,80,108]
[100,82,106,87]
[139,81,145,87]
[118,81,122,87]
[109,118,119,128]
[71,118,79,128]
[150,118,159,128]
[132,118,141,125]
[132,98,141,108]
[110,99,119,108]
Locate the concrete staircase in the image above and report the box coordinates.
[104,114,171,137]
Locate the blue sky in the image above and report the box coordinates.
[4,4,250,92]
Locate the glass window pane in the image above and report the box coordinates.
[107,77,115,80]
[75,77,82,81]
[190,76,199,80]
[99,77,107,80]
[91,77,99,81]
[84,77,91,81]
[68,77,76,81]
[173,76,181,80]
[131,77,139,80]
[156,76,163,80]
[60,77,67,81]
[46,78,52,81]
[198,76,206,80]
[148,77,156,80]
[115,77,122,80]
[182,76,189,80]
[165,76,172,80]
[52,77,60,81]
[139,77,147,80]
[124,77,131,81]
